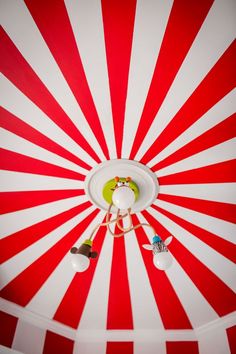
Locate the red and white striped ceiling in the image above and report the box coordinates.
[0,0,236,353]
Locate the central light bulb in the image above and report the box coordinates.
[112,186,135,209]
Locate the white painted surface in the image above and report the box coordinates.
[0,128,88,176]
[78,231,113,330]
[26,211,105,318]
[122,0,173,158]
[0,345,24,354]
[65,0,117,160]
[1,298,235,346]
[154,199,236,244]
[149,89,236,168]
[124,219,165,330]
[164,257,218,328]
[197,328,231,354]
[136,0,236,160]
[0,195,88,238]
[0,1,106,161]
[0,206,96,289]
[160,183,236,204]
[0,0,235,350]
[0,74,95,168]
[149,206,236,291]
[26,253,76,318]
[0,171,84,193]
[12,320,45,354]
[157,139,236,177]
[134,342,166,354]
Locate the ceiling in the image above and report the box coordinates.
[0,0,236,352]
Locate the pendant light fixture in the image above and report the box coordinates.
[70,159,173,272]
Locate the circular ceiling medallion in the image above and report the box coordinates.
[85,159,159,213]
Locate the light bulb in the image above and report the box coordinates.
[112,187,135,209]
[153,252,172,270]
[71,254,90,272]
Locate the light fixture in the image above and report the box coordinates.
[70,239,98,272]
[70,160,173,272]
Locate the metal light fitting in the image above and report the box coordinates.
[70,159,173,272]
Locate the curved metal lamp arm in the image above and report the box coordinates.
[89,203,157,240]
[89,204,128,241]
[116,208,132,232]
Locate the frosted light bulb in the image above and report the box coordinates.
[112,187,135,209]
[153,252,173,270]
[71,254,90,272]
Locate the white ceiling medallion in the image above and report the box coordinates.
[85,159,159,213]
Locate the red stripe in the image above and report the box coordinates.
[166,341,199,354]
[226,326,236,354]
[53,220,107,328]
[151,208,236,316]
[0,201,91,264]
[129,0,214,159]
[0,189,84,215]
[0,311,18,348]
[43,331,74,354]
[107,222,133,329]
[0,107,91,170]
[152,204,236,264]
[152,114,236,171]
[0,27,100,164]
[0,148,85,181]
[102,0,136,158]
[158,193,236,224]
[0,208,99,306]
[140,40,236,164]
[24,0,109,160]
[134,213,192,329]
[106,342,133,354]
[158,160,236,185]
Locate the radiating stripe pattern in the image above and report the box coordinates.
[0,0,235,352]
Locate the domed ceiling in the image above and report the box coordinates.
[0,0,235,353]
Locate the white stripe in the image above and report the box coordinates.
[0,170,84,192]
[0,205,96,289]
[157,139,236,177]
[0,1,105,160]
[149,89,236,168]
[78,231,113,330]
[12,319,46,354]
[0,345,24,354]
[0,194,88,238]
[27,211,105,319]
[197,312,236,335]
[164,258,218,328]
[65,0,116,160]
[136,0,236,160]
[0,74,96,168]
[123,216,164,330]
[122,0,173,158]
[134,342,166,354]
[150,205,236,291]
[0,128,88,176]
[27,253,75,317]
[154,199,236,244]
[160,183,236,204]
[197,328,231,354]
